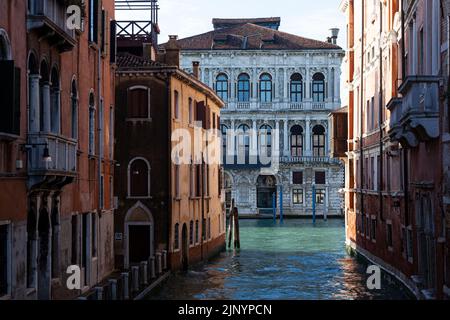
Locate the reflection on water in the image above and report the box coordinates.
[148,219,411,300]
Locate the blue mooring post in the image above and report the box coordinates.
[312,184,316,225]
[272,192,276,223]
[279,185,284,223]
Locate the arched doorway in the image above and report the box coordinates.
[257,175,277,209]
[125,202,154,269]
[181,223,189,271]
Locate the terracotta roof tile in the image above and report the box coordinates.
[116,53,166,68]
[161,23,341,51]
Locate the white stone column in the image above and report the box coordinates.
[230,69,235,103]
[252,68,258,102]
[327,67,333,102]
[29,74,40,133]
[42,82,51,132]
[335,66,340,104]
[305,68,311,100]
[251,120,258,159]
[283,68,288,102]
[283,119,289,156]
[305,118,311,156]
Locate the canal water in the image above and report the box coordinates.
[148,219,411,300]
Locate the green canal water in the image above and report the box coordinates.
[148,219,411,300]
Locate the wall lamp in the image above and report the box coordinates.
[21,143,52,163]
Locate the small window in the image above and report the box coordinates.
[292,189,303,205]
[127,87,150,119]
[315,189,325,204]
[208,218,211,240]
[174,223,179,250]
[387,223,393,248]
[174,90,179,119]
[91,213,97,257]
[315,171,326,185]
[175,165,180,198]
[189,221,194,245]
[88,0,99,43]
[88,93,95,155]
[188,98,193,124]
[293,172,303,184]
[202,218,206,241]
[195,220,199,243]
[371,218,377,241]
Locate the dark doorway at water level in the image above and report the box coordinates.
[257,175,277,209]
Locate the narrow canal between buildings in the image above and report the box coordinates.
[148,219,411,300]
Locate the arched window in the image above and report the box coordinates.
[127,86,150,118]
[215,74,228,102]
[290,125,303,157]
[71,80,78,139]
[312,73,325,102]
[39,60,49,132]
[50,67,60,134]
[88,92,95,155]
[236,124,250,159]
[174,223,179,250]
[237,73,250,102]
[0,30,11,60]
[259,124,272,156]
[189,221,194,245]
[290,73,303,102]
[259,73,272,102]
[312,125,326,156]
[128,157,151,198]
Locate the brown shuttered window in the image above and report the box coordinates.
[293,172,303,184]
[127,87,149,118]
[0,61,20,135]
[315,171,326,185]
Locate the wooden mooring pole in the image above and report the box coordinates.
[227,199,240,249]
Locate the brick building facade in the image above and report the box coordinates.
[341,0,450,299]
[0,0,116,299]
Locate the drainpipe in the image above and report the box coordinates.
[97,38,103,285]
[378,0,384,222]
[166,77,172,268]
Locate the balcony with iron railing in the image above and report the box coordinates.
[388,76,441,148]
[280,155,341,165]
[27,0,76,52]
[27,133,77,177]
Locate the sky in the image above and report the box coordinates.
[116,0,347,48]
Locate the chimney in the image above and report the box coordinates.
[330,28,339,45]
[192,61,200,79]
[165,35,180,67]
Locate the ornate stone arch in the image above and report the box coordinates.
[0,28,12,60]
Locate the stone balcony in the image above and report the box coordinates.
[223,101,338,111]
[388,76,441,148]
[27,133,77,187]
[27,0,76,52]
[280,155,342,165]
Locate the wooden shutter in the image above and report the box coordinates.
[110,20,117,63]
[0,61,20,135]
